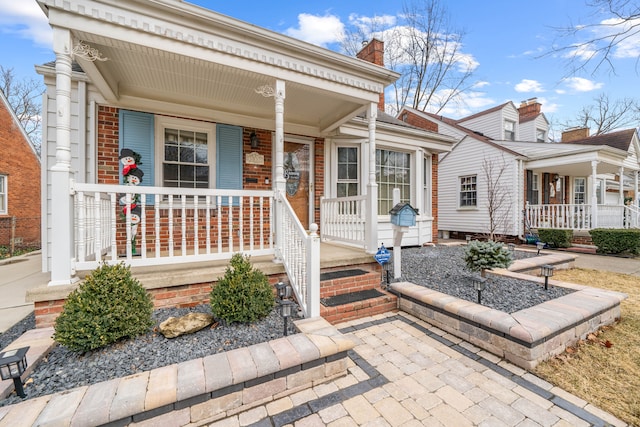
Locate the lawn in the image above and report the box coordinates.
[534,268,640,426]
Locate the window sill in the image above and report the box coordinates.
[457,207,478,211]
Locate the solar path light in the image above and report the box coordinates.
[540,264,555,290]
[0,346,29,398]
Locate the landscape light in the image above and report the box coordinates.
[536,241,545,255]
[472,278,487,304]
[0,346,29,398]
[540,264,555,290]
[278,300,296,336]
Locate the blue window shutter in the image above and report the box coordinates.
[119,110,155,205]
[216,124,243,205]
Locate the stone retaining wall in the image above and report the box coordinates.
[391,254,626,369]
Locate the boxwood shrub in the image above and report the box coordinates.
[210,253,275,324]
[537,228,573,248]
[53,262,154,352]
[590,228,640,255]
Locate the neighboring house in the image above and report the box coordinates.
[0,89,41,250]
[35,1,452,318]
[399,100,640,243]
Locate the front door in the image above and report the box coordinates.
[284,141,311,229]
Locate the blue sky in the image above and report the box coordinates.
[1,0,638,138]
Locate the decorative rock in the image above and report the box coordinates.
[159,313,215,338]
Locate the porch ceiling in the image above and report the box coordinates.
[74,32,366,133]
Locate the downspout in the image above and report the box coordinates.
[518,159,526,241]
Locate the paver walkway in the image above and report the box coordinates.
[206,312,626,427]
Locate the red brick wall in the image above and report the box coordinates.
[400,110,439,133]
[0,99,41,247]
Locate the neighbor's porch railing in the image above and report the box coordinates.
[277,191,320,318]
[525,203,640,230]
[72,182,274,270]
[320,195,367,248]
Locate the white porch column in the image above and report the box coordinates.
[619,166,625,205]
[591,160,599,229]
[365,103,378,253]
[273,80,286,261]
[49,28,77,286]
[635,171,639,206]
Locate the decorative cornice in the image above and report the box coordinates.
[72,41,108,62]
[41,0,389,94]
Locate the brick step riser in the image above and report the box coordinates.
[320,295,398,325]
[320,272,383,299]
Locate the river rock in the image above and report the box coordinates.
[159,312,215,338]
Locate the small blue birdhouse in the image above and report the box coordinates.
[389,203,418,227]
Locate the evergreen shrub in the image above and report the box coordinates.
[463,240,513,274]
[53,262,154,352]
[210,253,275,324]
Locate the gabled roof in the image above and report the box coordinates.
[456,101,514,123]
[560,128,637,152]
[0,90,40,161]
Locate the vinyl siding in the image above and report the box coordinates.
[438,137,519,236]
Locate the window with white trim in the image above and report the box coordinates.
[459,175,477,207]
[157,117,216,189]
[0,175,6,214]
[504,120,516,141]
[423,156,431,215]
[536,129,546,142]
[532,173,540,204]
[574,177,586,204]
[596,179,604,204]
[337,147,359,197]
[376,149,411,215]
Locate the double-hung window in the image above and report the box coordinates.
[459,175,477,207]
[536,129,546,142]
[504,120,516,141]
[163,128,210,189]
[0,175,6,214]
[574,177,586,204]
[531,173,540,204]
[337,147,359,197]
[376,149,411,215]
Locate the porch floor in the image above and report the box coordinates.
[79,242,378,291]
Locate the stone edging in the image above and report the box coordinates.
[391,253,627,370]
[0,317,354,426]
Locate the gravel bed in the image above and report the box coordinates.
[393,245,574,313]
[0,305,296,407]
[0,244,573,406]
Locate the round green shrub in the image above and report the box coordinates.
[463,240,513,274]
[53,262,154,352]
[210,253,275,324]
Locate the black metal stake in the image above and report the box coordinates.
[477,290,482,304]
[13,377,25,398]
[283,316,289,337]
[544,276,549,291]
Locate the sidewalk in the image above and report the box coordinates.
[0,251,49,333]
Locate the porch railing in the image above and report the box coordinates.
[525,203,640,230]
[277,191,320,318]
[526,203,592,230]
[320,195,367,248]
[72,183,274,270]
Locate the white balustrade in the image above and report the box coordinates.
[320,195,367,247]
[72,183,274,270]
[525,203,640,230]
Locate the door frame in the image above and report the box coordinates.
[273,134,315,227]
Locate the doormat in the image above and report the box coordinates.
[321,289,386,307]
[320,269,369,281]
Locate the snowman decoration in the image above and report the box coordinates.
[119,148,144,254]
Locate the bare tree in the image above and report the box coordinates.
[342,0,476,115]
[482,155,513,241]
[0,66,44,151]
[564,93,640,134]
[550,0,640,75]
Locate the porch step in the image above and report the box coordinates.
[319,268,397,324]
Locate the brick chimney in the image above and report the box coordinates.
[518,98,541,121]
[561,127,590,142]
[357,38,385,111]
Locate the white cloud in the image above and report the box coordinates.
[284,14,344,47]
[348,13,397,36]
[514,79,544,93]
[563,77,603,92]
[535,97,558,114]
[0,1,51,47]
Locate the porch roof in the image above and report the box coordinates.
[497,140,629,175]
[37,0,400,136]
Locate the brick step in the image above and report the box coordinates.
[320,269,382,299]
[320,290,397,325]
